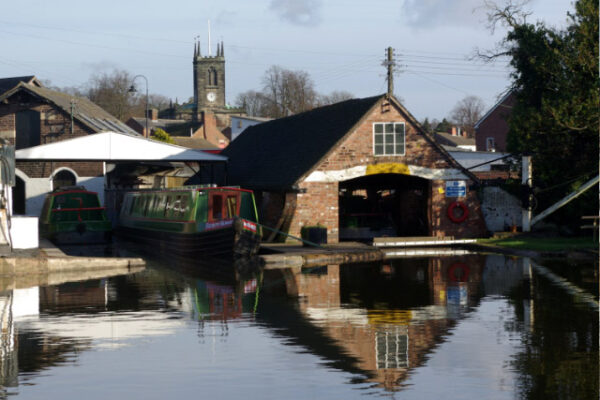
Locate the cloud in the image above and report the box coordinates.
[401,0,488,28]
[269,0,322,26]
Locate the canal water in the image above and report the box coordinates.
[0,248,597,399]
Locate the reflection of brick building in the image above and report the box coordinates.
[284,256,486,391]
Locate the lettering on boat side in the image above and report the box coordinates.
[205,219,234,231]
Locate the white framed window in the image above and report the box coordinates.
[373,122,405,156]
[486,137,496,152]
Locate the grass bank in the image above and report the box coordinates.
[478,236,599,252]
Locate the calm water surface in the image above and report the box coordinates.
[0,248,597,399]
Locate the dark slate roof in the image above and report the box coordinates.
[0,83,138,135]
[222,95,382,190]
[0,76,40,95]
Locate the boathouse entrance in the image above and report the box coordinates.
[339,173,429,241]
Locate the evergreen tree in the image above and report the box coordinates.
[486,0,599,225]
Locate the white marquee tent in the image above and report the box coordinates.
[15,131,227,162]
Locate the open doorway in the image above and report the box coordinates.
[12,176,25,214]
[52,170,76,190]
[339,173,429,241]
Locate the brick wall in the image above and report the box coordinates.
[289,181,339,241]
[475,93,515,152]
[316,100,452,172]
[430,181,488,238]
[0,100,93,146]
[17,161,103,179]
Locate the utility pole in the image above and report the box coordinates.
[385,47,394,97]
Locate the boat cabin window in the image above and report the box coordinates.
[226,195,237,218]
[210,192,240,221]
[142,196,149,216]
[173,195,182,217]
[180,196,189,217]
[164,196,172,217]
[212,195,223,220]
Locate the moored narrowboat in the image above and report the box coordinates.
[117,186,261,258]
[39,187,112,244]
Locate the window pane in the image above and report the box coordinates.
[385,144,394,154]
[385,123,394,133]
[374,124,383,133]
[374,144,384,155]
[396,143,405,155]
[385,133,394,144]
[212,195,223,220]
[394,123,404,134]
[374,134,383,144]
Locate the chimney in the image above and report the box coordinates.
[202,111,217,139]
[147,108,158,121]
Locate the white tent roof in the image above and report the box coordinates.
[15,131,227,162]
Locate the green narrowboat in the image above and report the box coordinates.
[117,186,261,258]
[39,187,112,244]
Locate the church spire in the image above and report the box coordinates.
[220,41,224,57]
[216,42,221,58]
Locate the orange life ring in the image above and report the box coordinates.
[447,201,469,223]
[448,263,470,282]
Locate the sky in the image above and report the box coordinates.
[1,0,575,121]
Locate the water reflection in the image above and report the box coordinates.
[0,251,595,399]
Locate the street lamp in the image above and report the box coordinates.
[128,75,149,137]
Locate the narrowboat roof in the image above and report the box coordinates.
[15,131,227,162]
[125,185,254,195]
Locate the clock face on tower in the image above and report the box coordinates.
[206,92,216,102]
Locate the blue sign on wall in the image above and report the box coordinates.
[446,180,466,197]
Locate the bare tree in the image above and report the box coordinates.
[235,90,269,117]
[86,69,136,121]
[448,95,485,138]
[261,65,317,117]
[148,94,170,111]
[317,90,354,106]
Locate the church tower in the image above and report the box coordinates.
[193,38,226,116]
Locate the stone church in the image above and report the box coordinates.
[193,40,226,113]
[136,39,244,148]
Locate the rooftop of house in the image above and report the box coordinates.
[434,131,476,148]
[0,75,41,95]
[222,95,386,190]
[129,117,189,132]
[172,137,220,150]
[223,94,476,190]
[0,82,137,135]
[232,115,272,123]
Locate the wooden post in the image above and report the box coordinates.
[522,156,532,232]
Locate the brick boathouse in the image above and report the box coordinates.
[223,94,487,243]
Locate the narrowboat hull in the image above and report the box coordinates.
[116,217,260,258]
[118,186,262,259]
[41,223,112,245]
[39,187,112,245]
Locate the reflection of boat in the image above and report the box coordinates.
[39,187,112,244]
[193,276,260,321]
[118,186,261,258]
